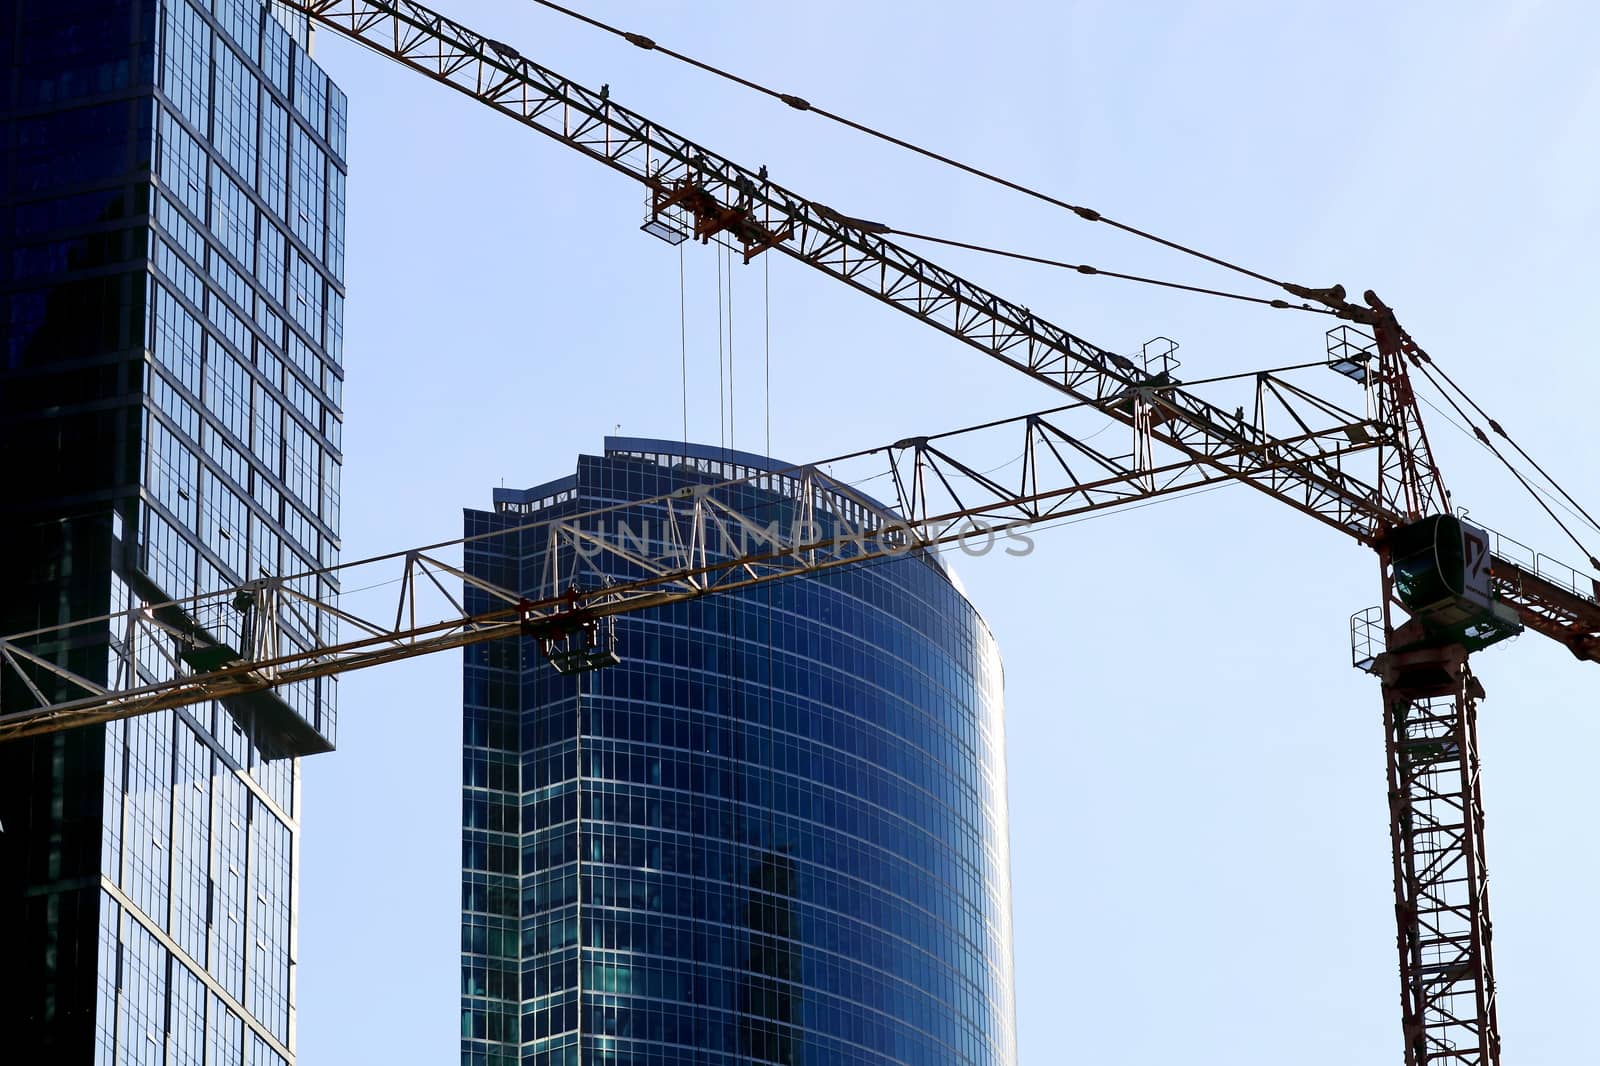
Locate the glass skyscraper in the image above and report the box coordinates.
[461,439,1017,1066]
[0,2,345,1062]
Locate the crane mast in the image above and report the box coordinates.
[1377,646,1499,1064]
[1362,291,1499,1064]
[1,3,1596,1063]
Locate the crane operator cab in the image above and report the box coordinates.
[1389,514,1522,653]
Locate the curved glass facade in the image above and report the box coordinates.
[462,440,1016,1066]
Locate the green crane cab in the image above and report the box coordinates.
[1390,514,1521,653]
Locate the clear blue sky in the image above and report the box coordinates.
[295,2,1600,1062]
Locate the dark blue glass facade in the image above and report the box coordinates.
[462,440,1017,1066]
[0,2,344,1061]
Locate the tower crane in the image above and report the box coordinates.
[3,2,1598,1062]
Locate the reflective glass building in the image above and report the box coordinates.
[461,439,1017,1066]
[0,2,345,1062]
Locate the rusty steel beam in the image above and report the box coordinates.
[1376,647,1499,1066]
[1489,555,1600,663]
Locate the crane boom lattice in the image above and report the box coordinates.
[0,401,1384,744]
[2,4,1597,1064]
[287,0,1395,542]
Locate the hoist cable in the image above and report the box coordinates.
[679,241,688,448]
[523,0,1293,294]
[771,257,777,460]
[494,2,1600,576]
[720,235,732,451]
[728,242,737,454]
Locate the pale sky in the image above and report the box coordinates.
[294,2,1600,1062]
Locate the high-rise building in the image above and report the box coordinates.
[460,439,1017,1066]
[0,2,345,1062]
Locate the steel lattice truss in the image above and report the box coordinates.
[281,0,1600,639]
[0,396,1381,743]
[286,0,1399,542]
[1485,528,1600,660]
[0,5,1593,1066]
[2,389,1591,741]
[1381,661,1499,1065]
[280,0,1600,649]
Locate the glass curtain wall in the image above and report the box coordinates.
[0,2,345,1062]
[461,440,1018,1066]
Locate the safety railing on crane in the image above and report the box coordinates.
[1481,521,1600,604]
[1350,606,1385,674]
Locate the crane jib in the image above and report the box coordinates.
[284,0,1394,543]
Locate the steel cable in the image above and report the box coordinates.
[887,228,1336,314]
[1414,345,1600,540]
[1412,358,1600,569]
[523,0,1297,294]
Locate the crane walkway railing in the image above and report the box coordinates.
[1484,526,1599,604]
[1482,527,1600,664]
